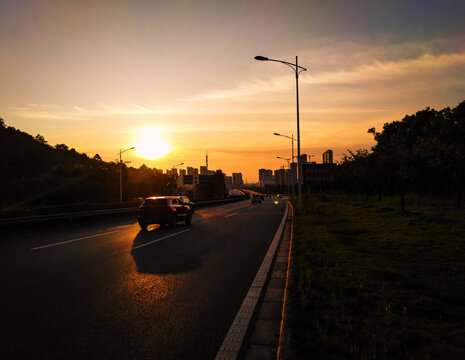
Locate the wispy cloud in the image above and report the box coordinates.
[187,50,465,106]
[306,52,465,86]
[5,103,188,121]
[185,76,292,101]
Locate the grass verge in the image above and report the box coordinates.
[290,195,465,359]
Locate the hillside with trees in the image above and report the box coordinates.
[0,118,174,216]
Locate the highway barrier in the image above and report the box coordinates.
[0,196,249,230]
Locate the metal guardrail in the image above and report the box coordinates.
[0,196,249,228]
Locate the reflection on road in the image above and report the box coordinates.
[131,226,202,275]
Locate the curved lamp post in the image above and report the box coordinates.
[256,55,307,213]
[274,132,295,163]
[274,132,296,199]
[118,146,135,207]
[277,156,291,196]
[171,162,184,194]
[172,162,184,174]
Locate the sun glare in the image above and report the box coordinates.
[135,128,171,160]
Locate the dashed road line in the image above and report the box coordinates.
[31,230,121,251]
[132,229,192,250]
[224,212,238,218]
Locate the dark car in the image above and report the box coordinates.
[138,196,192,230]
[251,194,262,204]
[180,195,195,213]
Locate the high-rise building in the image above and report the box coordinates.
[299,154,308,165]
[166,168,178,176]
[187,167,199,176]
[323,150,333,164]
[225,176,232,190]
[179,169,187,176]
[200,166,208,175]
[232,172,243,187]
[274,168,287,185]
[258,169,273,185]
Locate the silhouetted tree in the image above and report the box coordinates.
[35,134,48,145]
[55,144,69,151]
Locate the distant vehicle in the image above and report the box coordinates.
[138,196,192,230]
[180,195,195,213]
[276,194,282,198]
[259,194,264,200]
[251,194,262,204]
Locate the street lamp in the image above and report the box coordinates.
[276,156,290,168]
[274,132,296,198]
[172,162,184,172]
[118,146,135,207]
[171,162,184,194]
[277,156,291,197]
[274,132,295,163]
[256,55,307,213]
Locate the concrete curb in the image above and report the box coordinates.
[244,201,293,360]
[215,200,292,360]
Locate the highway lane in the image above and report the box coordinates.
[0,198,286,359]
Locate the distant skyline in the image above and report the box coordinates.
[1,0,464,181]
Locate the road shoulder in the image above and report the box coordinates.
[244,201,294,360]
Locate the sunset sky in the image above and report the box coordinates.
[1,0,464,182]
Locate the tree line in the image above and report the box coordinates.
[335,100,465,212]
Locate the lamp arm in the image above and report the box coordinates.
[267,58,307,72]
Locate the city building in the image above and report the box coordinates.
[200,166,208,175]
[323,149,333,164]
[225,176,232,190]
[166,168,177,176]
[232,172,243,187]
[187,167,199,176]
[258,169,274,186]
[298,154,308,165]
[179,169,186,176]
[274,168,287,185]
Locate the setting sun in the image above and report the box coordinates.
[135,128,171,160]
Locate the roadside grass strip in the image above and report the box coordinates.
[291,195,465,359]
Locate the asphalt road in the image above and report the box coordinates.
[0,198,286,359]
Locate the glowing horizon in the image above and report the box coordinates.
[1,1,464,181]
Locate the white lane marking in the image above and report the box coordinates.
[132,229,192,250]
[31,230,121,251]
[224,212,238,218]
